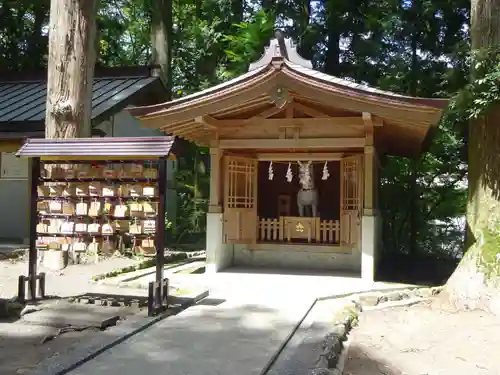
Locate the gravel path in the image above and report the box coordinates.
[343,301,500,375]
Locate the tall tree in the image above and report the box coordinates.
[45,0,98,138]
[445,0,500,313]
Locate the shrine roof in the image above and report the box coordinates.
[16,136,175,158]
[0,66,166,137]
[127,33,448,157]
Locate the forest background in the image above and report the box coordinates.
[0,0,471,283]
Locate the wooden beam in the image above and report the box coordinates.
[219,137,365,149]
[213,117,364,128]
[166,121,200,133]
[257,152,342,161]
[138,69,280,127]
[248,102,290,122]
[195,115,218,129]
[373,116,384,127]
[292,101,331,118]
[215,96,270,117]
[362,112,374,146]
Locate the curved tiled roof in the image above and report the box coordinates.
[128,37,446,120]
[127,35,448,156]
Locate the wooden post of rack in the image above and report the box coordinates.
[28,157,40,301]
[155,156,167,313]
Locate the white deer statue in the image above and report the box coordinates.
[297,161,318,217]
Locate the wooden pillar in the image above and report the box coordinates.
[364,146,375,214]
[28,157,40,301]
[209,147,222,213]
[362,112,375,215]
[155,156,167,312]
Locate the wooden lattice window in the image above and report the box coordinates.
[225,157,256,209]
[341,155,363,212]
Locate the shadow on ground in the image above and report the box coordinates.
[343,344,401,375]
[0,290,220,375]
[39,302,309,375]
[377,253,458,286]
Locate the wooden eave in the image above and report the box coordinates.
[128,51,448,157]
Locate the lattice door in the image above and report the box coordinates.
[340,155,363,246]
[223,155,258,244]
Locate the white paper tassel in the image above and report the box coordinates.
[286,162,293,183]
[268,161,274,180]
[321,161,330,180]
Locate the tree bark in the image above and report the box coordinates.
[151,0,173,100]
[445,0,500,314]
[45,0,98,139]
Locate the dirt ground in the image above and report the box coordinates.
[343,301,500,375]
[0,253,144,375]
[0,252,140,299]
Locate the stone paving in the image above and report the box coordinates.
[57,268,412,375]
[266,299,346,375]
[66,299,316,375]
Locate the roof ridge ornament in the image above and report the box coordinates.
[248,32,313,72]
[269,85,291,108]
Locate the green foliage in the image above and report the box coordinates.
[442,47,500,129]
[223,9,276,76]
[0,0,472,266]
[98,0,151,66]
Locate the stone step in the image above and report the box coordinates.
[21,301,124,329]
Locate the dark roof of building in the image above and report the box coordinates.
[0,66,166,136]
[16,136,175,158]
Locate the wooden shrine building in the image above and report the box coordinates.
[128,34,447,282]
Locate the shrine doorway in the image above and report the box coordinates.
[258,161,340,219]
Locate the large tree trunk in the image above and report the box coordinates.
[45,0,98,139]
[151,0,173,100]
[444,0,500,315]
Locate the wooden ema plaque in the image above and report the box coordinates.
[281,216,321,243]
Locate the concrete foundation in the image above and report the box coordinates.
[205,213,376,277]
[361,215,376,283]
[233,245,360,272]
[205,213,233,273]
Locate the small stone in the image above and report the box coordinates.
[358,292,382,306]
[20,304,42,317]
[323,333,343,365]
[315,355,329,368]
[385,291,403,301]
[416,288,433,298]
[343,301,361,312]
[431,286,444,295]
[309,367,335,375]
[378,294,388,303]
[330,324,346,337]
[401,289,416,299]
